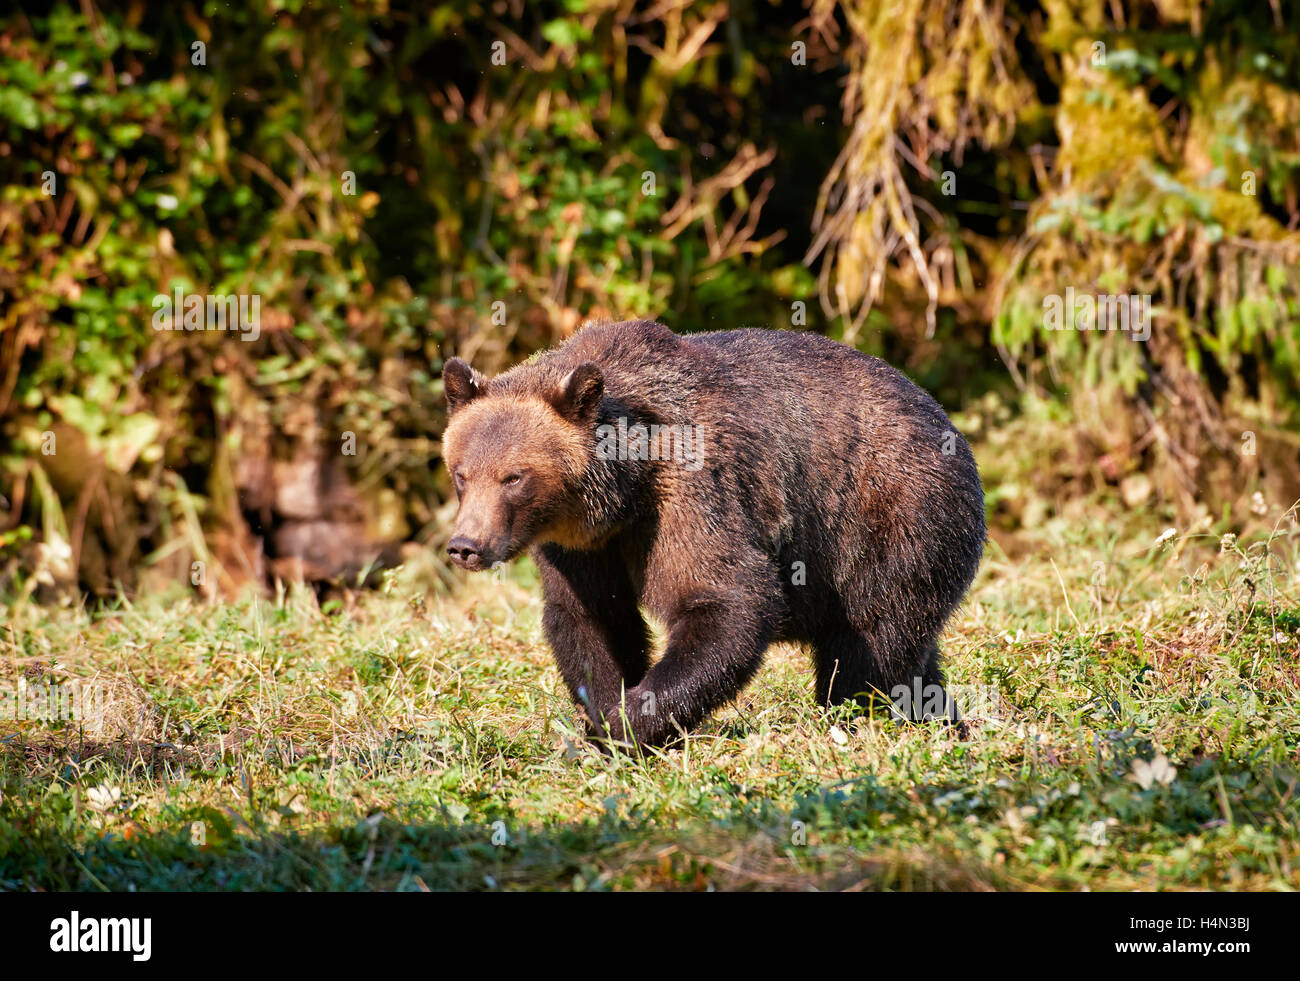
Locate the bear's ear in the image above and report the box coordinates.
[443,358,486,415]
[550,363,604,424]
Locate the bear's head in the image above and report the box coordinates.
[440,357,603,570]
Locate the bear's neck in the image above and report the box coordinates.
[541,400,663,551]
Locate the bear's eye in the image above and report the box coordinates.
[453,470,465,491]
[502,473,523,487]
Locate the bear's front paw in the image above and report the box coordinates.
[600,687,686,751]
[580,698,646,753]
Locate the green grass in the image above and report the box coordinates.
[1,508,1298,891]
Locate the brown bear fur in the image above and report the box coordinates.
[441,320,985,748]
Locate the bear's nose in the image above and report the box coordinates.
[446,536,485,570]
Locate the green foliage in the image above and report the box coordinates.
[0,0,825,593]
[1,0,1299,595]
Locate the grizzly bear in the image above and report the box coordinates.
[441,320,985,748]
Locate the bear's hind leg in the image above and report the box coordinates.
[914,641,962,724]
[812,624,893,716]
[814,628,960,726]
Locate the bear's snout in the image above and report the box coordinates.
[446,535,488,571]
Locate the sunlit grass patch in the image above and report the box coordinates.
[2,507,1297,891]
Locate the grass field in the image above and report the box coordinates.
[2,498,1298,891]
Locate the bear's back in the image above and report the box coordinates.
[547,321,916,405]
[494,321,964,469]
